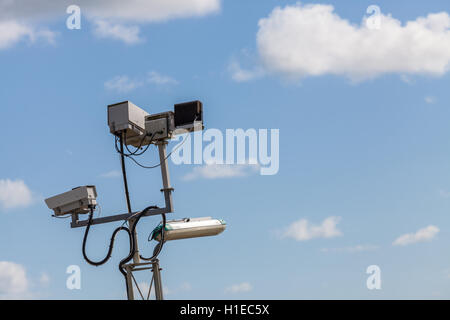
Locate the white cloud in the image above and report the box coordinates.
[0,20,55,49]
[225,282,252,294]
[147,71,178,85]
[439,189,450,198]
[105,71,177,93]
[0,21,33,49]
[252,4,450,81]
[228,60,264,82]
[425,96,437,104]
[0,0,221,22]
[400,74,415,84]
[393,225,439,246]
[0,179,34,210]
[0,261,29,299]
[86,0,220,22]
[39,273,50,287]
[100,170,122,178]
[30,28,56,44]
[104,75,143,93]
[93,20,142,44]
[282,216,342,241]
[0,0,220,48]
[183,163,259,181]
[321,244,379,253]
[228,49,265,82]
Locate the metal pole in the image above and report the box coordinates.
[125,266,135,300]
[158,142,174,212]
[129,219,141,264]
[152,259,164,300]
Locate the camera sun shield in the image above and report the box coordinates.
[174,100,203,132]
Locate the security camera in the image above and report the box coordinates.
[107,100,204,147]
[174,100,203,133]
[107,101,149,139]
[45,185,97,216]
[143,101,204,142]
[150,217,226,241]
[144,111,176,142]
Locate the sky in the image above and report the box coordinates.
[1,0,450,299]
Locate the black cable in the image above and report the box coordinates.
[124,131,154,156]
[114,132,158,169]
[82,207,132,267]
[126,155,164,169]
[81,206,135,299]
[124,132,190,169]
[115,116,196,170]
[139,213,167,261]
[82,205,160,299]
[119,132,132,214]
[115,131,154,157]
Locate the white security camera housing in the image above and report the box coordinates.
[45,185,97,216]
[108,101,149,139]
[145,111,176,141]
[151,217,226,241]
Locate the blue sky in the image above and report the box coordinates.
[1,0,450,299]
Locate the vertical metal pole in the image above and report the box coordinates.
[129,219,141,264]
[125,266,135,300]
[158,142,174,212]
[152,259,164,300]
